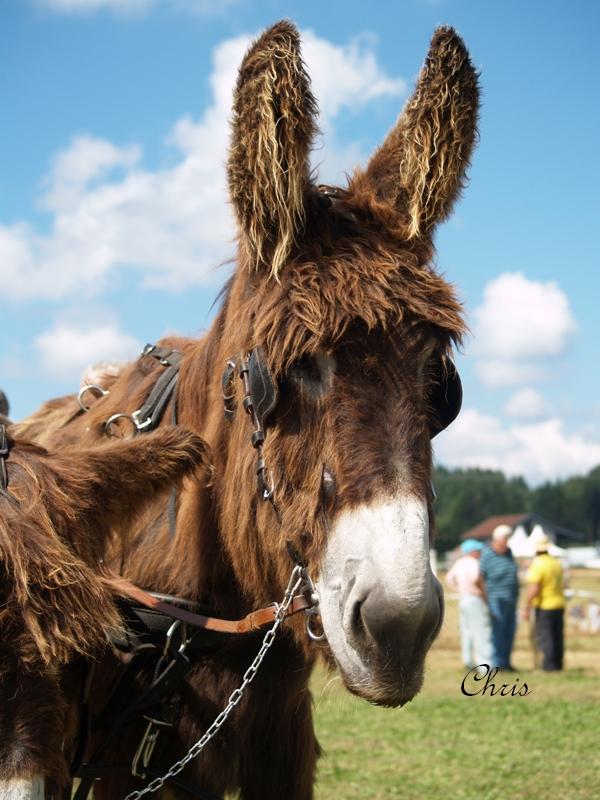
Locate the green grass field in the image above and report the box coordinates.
[313,569,600,800]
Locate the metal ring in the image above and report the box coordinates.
[305,607,326,642]
[104,412,140,439]
[77,384,109,412]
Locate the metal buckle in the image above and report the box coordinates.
[77,384,109,412]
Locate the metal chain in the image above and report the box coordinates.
[123,564,306,800]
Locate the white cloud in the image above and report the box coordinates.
[35,0,236,14]
[35,322,141,379]
[472,272,577,388]
[304,31,405,184]
[40,136,141,212]
[474,272,576,360]
[504,387,547,420]
[475,359,546,389]
[38,0,148,10]
[434,408,600,485]
[1,30,404,302]
[303,33,405,124]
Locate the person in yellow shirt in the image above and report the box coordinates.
[522,533,566,671]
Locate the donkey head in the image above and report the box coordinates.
[221,22,478,706]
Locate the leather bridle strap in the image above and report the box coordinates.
[107,574,311,634]
[0,424,8,494]
[135,344,182,432]
[105,344,182,438]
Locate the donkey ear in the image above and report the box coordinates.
[354,27,479,238]
[228,21,318,277]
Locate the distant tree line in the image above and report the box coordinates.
[433,464,600,552]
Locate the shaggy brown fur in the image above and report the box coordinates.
[0,427,210,789]
[20,22,479,799]
[0,427,210,670]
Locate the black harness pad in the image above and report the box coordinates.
[248,347,279,430]
[430,358,462,438]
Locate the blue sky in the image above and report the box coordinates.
[1,0,599,484]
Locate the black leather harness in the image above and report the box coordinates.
[104,344,182,438]
[72,597,227,800]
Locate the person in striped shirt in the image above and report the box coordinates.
[480,524,520,670]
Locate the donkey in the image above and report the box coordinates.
[0,426,209,799]
[21,21,479,799]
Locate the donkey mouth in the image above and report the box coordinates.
[323,618,432,707]
[315,497,444,707]
[339,655,427,707]
[317,577,443,706]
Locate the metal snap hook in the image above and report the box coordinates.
[77,384,109,412]
[163,620,191,657]
[131,718,159,779]
[104,412,140,439]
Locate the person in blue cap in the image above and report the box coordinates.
[446,539,492,669]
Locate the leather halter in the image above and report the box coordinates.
[223,346,279,499]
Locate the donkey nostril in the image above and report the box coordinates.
[350,599,365,641]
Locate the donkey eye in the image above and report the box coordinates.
[286,356,323,398]
[289,356,321,384]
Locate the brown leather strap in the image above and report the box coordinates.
[106,574,310,634]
